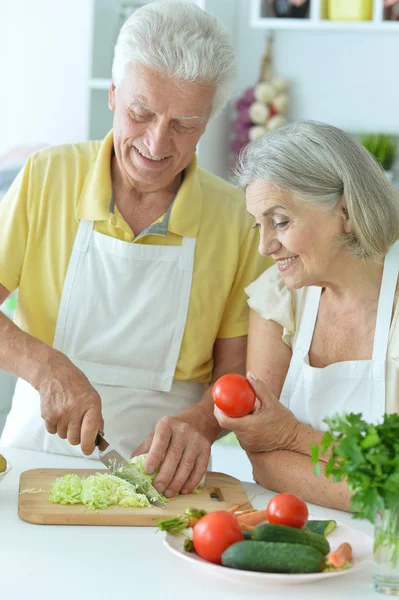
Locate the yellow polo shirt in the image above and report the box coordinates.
[0,131,271,383]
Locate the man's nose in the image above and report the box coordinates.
[145,121,171,157]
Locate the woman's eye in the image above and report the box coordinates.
[274,221,290,230]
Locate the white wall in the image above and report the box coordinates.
[0,0,398,170]
[234,2,399,135]
[0,0,93,156]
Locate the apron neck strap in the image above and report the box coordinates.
[295,286,322,352]
[372,240,399,361]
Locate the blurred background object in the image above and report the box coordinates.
[231,35,289,163]
[359,133,398,179]
[271,0,310,18]
[327,0,373,21]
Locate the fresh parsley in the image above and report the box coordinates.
[310,412,399,523]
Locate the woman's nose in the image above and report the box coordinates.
[259,232,281,257]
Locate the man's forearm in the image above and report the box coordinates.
[176,384,222,444]
[248,449,351,511]
[177,359,246,444]
[0,311,61,389]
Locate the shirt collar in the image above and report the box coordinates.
[167,155,203,238]
[77,130,114,221]
[77,130,203,239]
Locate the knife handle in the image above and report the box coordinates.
[95,433,108,452]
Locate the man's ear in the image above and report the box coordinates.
[336,196,353,234]
[108,82,116,111]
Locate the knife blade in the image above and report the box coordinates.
[95,433,166,508]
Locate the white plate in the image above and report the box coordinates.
[164,522,373,586]
[0,459,12,484]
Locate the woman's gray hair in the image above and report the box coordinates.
[235,121,399,261]
[112,0,237,116]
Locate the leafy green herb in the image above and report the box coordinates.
[311,412,399,523]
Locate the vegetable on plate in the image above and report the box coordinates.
[192,511,244,564]
[222,541,325,574]
[266,492,309,528]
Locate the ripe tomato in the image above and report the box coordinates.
[266,493,309,529]
[192,511,243,564]
[212,373,256,417]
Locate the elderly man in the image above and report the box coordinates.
[0,1,269,498]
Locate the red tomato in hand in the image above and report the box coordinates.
[192,511,243,564]
[266,493,309,528]
[212,373,256,417]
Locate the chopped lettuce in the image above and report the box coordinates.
[49,474,82,505]
[49,473,150,511]
[49,453,206,511]
[129,454,206,494]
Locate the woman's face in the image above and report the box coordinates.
[246,179,347,289]
[109,63,215,191]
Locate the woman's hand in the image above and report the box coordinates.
[213,372,300,453]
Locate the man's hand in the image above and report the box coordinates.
[132,416,211,497]
[36,356,103,455]
[214,372,300,454]
[132,336,247,498]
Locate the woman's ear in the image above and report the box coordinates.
[337,196,353,234]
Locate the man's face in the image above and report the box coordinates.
[109,64,215,190]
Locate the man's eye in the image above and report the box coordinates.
[174,122,196,133]
[129,110,149,121]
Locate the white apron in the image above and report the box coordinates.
[280,241,399,430]
[1,219,205,457]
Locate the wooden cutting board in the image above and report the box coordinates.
[18,468,253,526]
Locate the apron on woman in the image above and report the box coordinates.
[1,218,204,458]
[280,241,399,430]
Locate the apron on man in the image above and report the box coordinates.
[1,205,205,458]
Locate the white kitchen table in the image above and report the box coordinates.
[0,446,377,600]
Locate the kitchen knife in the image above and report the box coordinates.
[95,433,166,508]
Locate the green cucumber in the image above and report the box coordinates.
[305,519,337,537]
[242,529,253,540]
[222,541,325,574]
[252,523,330,555]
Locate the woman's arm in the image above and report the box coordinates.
[248,449,351,512]
[246,308,291,398]
[214,309,352,510]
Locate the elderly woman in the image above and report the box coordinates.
[214,121,399,510]
[0,1,267,498]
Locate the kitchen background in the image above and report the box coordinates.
[0,0,398,480]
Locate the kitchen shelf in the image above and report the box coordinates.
[251,0,399,31]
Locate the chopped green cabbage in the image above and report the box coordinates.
[49,454,206,511]
[49,472,150,511]
[129,454,206,494]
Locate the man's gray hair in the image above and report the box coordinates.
[112,0,237,116]
[235,121,399,261]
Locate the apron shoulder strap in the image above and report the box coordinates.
[294,286,322,353]
[373,240,399,361]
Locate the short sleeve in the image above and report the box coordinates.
[0,157,33,292]
[245,264,295,347]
